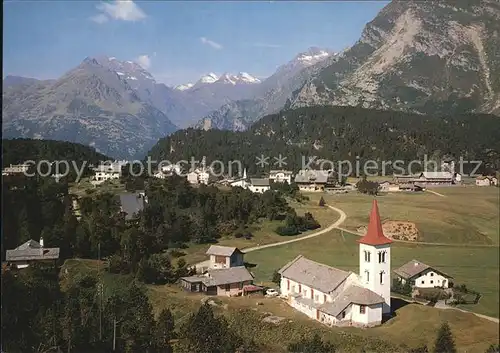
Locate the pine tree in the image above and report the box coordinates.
[409,345,429,353]
[433,322,457,353]
[318,196,326,207]
[154,308,175,353]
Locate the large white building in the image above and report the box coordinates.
[278,200,392,327]
[92,161,126,184]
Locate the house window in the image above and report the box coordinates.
[360,305,366,314]
[430,272,434,276]
[311,289,314,299]
[364,251,371,262]
[314,294,319,302]
[324,294,327,303]
[365,270,370,283]
[215,256,226,264]
[379,271,384,284]
[421,280,425,285]
[342,311,346,319]
[239,282,243,289]
[225,284,230,292]
[430,280,434,284]
[287,280,290,290]
[298,284,302,294]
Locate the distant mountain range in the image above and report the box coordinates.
[3,0,499,159]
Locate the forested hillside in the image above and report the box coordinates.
[149,106,500,175]
[2,138,112,166]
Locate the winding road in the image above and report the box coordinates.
[194,205,347,270]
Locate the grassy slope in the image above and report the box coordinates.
[181,199,336,264]
[312,186,499,245]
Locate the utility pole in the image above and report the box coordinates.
[98,242,102,341]
[112,318,117,351]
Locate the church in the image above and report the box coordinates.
[278,200,392,327]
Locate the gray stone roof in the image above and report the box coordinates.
[250,178,270,186]
[206,245,241,257]
[420,172,453,180]
[294,170,329,184]
[278,255,351,293]
[319,285,385,317]
[394,259,453,280]
[205,266,254,286]
[118,192,145,220]
[270,170,293,175]
[6,240,59,262]
[181,267,254,286]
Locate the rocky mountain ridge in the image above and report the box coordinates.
[289,0,500,116]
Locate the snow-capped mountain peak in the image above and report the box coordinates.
[295,47,333,66]
[174,83,194,91]
[236,72,261,84]
[218,73,237,84]
[199,73,219,84]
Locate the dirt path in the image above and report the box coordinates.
[426,189,446,197]
[194,205,347,269]
[435,300,499,324]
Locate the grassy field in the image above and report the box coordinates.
[310,186,499,245]
[245,230,499,318]
[68,178,126,198]
[181,198,337,264]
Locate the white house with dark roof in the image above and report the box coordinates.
[248,178,270,193]
[394,259,453,289]
[269,170,293,184]
[294,169,332,192]
[278,200,392,327]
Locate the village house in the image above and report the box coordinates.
[92,161,127,184]
[278,200,392,327]
[5,238,59,269]
[476,175,498,186]
[394,260,453,289]
[294,169,333,192]
[206,245,245,269]
[269,170,293,184]
[378,181,400,193]
[187,168,215,185]
[180,245,257,297]
[2,163,30,176]
[117,192,146,220]
[248,178,271,193]
[393,172,458,187]
[154,164,182,179]
[228,168,249,188]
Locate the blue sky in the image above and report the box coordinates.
[4,0,388,86]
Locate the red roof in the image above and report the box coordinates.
[357,200,392,246]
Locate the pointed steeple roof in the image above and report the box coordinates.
[358,200,392,246]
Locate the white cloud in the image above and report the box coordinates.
[91,0,147,23]
[200,37,223,50]
[136,54,151,69]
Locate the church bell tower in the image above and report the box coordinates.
[358,200,392,314]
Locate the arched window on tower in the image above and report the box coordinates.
[378,251,387,263]
[365,270,370,283]
[364,250,371,262]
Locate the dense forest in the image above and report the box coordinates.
[2,138,112,166]
[2,175,294,281]
[148,106,500,175]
